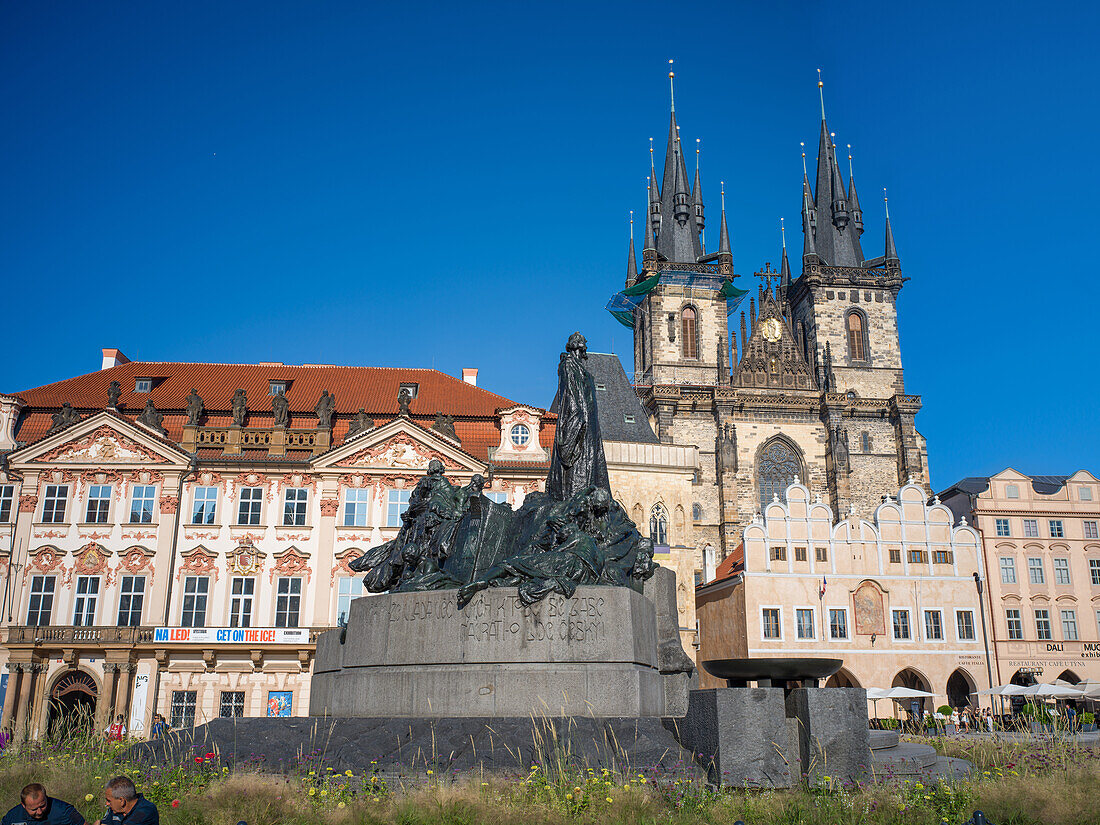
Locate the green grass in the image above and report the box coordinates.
[0,732,1097,825]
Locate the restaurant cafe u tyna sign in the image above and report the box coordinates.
[153,627,310,644]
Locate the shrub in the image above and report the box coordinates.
[1082,711,1095,725]
[938,705,954,716]
[880,718,899,730]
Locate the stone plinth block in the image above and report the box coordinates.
[675,688,793,788]
[785,687,871,783]
[310,586,664,718]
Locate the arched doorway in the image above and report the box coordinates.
[947,668,976,709]
[1056,669,1081,685]
[892,667,933,717]
[46,670,98,739]
[825,668,862,689]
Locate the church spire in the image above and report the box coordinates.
[626,211,638,285]
[884,189,899,264]
[693,139,705,250]
[809,72,861,266]
[847,144,864,236]
[718,181,732,258]
[780,219,791,286]
[656,63,702,262]
[643,177,657,266]
[648,139,661,239]
[801,144,817,261]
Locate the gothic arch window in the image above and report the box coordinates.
[681,306,698,359]
[650,503,669,547]
[756,438,803,511]
[860,431,872,452]
[846,309,868,362]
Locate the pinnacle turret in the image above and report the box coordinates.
[654,69,703,263]
[626,211,638,286]
[693,141,705,248]
[884,192,899,264]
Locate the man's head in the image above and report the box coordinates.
[426,458,444,477]
[104,776,137,814]
[566,332,588,359]
[469,474,484,493]
[20,784,47,819]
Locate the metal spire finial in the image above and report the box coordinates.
[720,180,726,212]
[629,210,634,240]
[696,138,700,171]
[883,188,889,217]
[668,59,675,112]
[781,217,786,250]
[847,144,854,180]
[817,68,826,120]
[800,141,808,177]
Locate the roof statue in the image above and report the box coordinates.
[231,389,248,427]
[106,380,121,409]
[272,392,290,427]
[185,389,204,425]
[349,332,655,607]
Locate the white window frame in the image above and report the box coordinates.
[238,487,263,526]
[191,486,218,525]
[117,575,146,627]
[485,491,509,505]
[337,576,366,625]
[1090,559,1100,586]
[1023,519,1039,538]
[510,424,530,446]
[1053,558,1071,585]
[41,485,68,524]
[1084,521,1099,540]
[283,487,308,526]
[995,518,1010,537]
[999,557,1016,584]
[827,606,849,640]
[1049,520,1065,538]
[229,577,254,628]
[955,609,977,642]
[85,484,112,524]
[181,575,209,628]
[344,488,370,527]
[1005,484,1019,499]
[129,484,157,524]
[1081,487,1094,501]
[27,574,56,626]
[924,609,944,641]
[1034,608,1052,640]
[0,485,14,522]
[795,606,816,640]
[73,575,100,626]
[1060,608,1079,641]
[1006,608,1023,640]
[760,606,783,641]
[275,577,302,628]
[386,490,410,528]
[892,609,912,641]
[1028,557,1045,585]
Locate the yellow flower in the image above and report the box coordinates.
[605,797,613,803]
[426,769,433,775]
[308,788,317,797]
[337,802,346,809]
[84,795,94,803]
[345,770,354,777]
[914,782,924,789]
[481,782,489,786]
[372,797,380,803]
[309,770,316,776]
[319,790,328,797]
[566,794,573,800]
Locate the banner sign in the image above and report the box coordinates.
[129,674,149,732]
[153,627,309,645]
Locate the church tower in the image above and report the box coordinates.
[608,72,927,563]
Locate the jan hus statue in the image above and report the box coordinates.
[548,332,610,500]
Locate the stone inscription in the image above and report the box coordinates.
[382,593,606,645]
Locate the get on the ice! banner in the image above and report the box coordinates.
[152,627,309,644]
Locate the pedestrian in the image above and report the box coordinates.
[105,716,125,742]
[148,715,168,739]
[93,777,157,825]
[2,783,85,825]
[986,708,994,733]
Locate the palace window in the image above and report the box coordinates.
[1006,484,1020,499]
[117,576,145,627]
[1054,558,1071,585]
[337,576,366,625]
[761,608,781,639]
[829,609,848,640]
[1085,520,1098,539]
[1081,487,1094,501]
[130,485,156,524]
[794,546,807,562]
[27,575,55,626]
[1049,520,1065,538]
[181,576,209,627]
[956,610,976,641]
[757,439,801,511]
[924,610,943,641]
[275,577,302,627]
[220,691,245,718]
[344,489,370,527]
[192,487,218,525]
[1090,559,1100,586]
[1028,557,1045,584]
[171,691,197,728]
[238,487,263,525]
[1061,609,1079,641]
[283,488,308,526]
[73,576,100,626]
[1006,609,1023,640]
[41,485,68,524]
[1023,519,1039,538]
[229,577,254,628]
[995,519,1010,537]
[85,485,111,524]
[681,307,698,359]
[846,311,867,361]
[1034,609,1052,640]
[771,546,787,562]
[933,549,953,565]
[888,548,901,564]
[892,610,911,640]
[907,549,927,564]
[510,424,530,446]
[650,504,668,548]
[0,485,12,522]
[485,491,509,505]
[269,381,286,396]
[386,490,411,527]
[692,503,702,522]
[1000,557,1016,584]
[796,608,815,640]
[816,546,828,563]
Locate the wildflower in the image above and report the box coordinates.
[372,797,380,803]
[337,802,346,809]
[566,794,573,800]
[345,770,354,777]
[309,788,317,797]
[171,800,180,809]
[193,757,203,764]
[84,795,94,803]
[426,769,433,775]
[481,782,489,787]
[319,790,328,797]
[204,752,215,760]
[605,797,613,803]
[309,770,316,776]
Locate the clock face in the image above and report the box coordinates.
[762,317,782,342]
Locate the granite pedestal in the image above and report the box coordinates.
[311,585,673,718]
[785,687,872,783]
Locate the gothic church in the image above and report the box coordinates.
[610,75,928,564]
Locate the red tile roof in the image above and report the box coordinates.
[706,544,745,585]
[8,361,556,464]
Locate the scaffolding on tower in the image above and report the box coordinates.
[605,269,748,328]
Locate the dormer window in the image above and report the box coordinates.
[510,424,530,447]
[399,383,419,400]
[270,381,287,396]
[134,378,152,393]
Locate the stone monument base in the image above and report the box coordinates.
[311,585,671,718]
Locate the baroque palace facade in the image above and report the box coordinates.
[0,349,699,736]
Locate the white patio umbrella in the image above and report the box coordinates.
[885,686,937,699]
[865,687,890,718]
[977,684,1028,696]
[1019,683,1083,698]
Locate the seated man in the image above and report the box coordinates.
[2,783,84,825]
[93,778,157,825]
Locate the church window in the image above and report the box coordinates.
[623,414,635,424]
[846,311,867,361]
[692,503,702,521]
[680,307,698,359]
[756,439,802,511]
[649,504,668,548]
[860,432,871,452]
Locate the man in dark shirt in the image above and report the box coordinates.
[92,778,157,825]
[2,783,85,825]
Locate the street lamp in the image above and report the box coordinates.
[973,572,999,715]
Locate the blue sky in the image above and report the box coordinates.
[2,1,1097,491]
